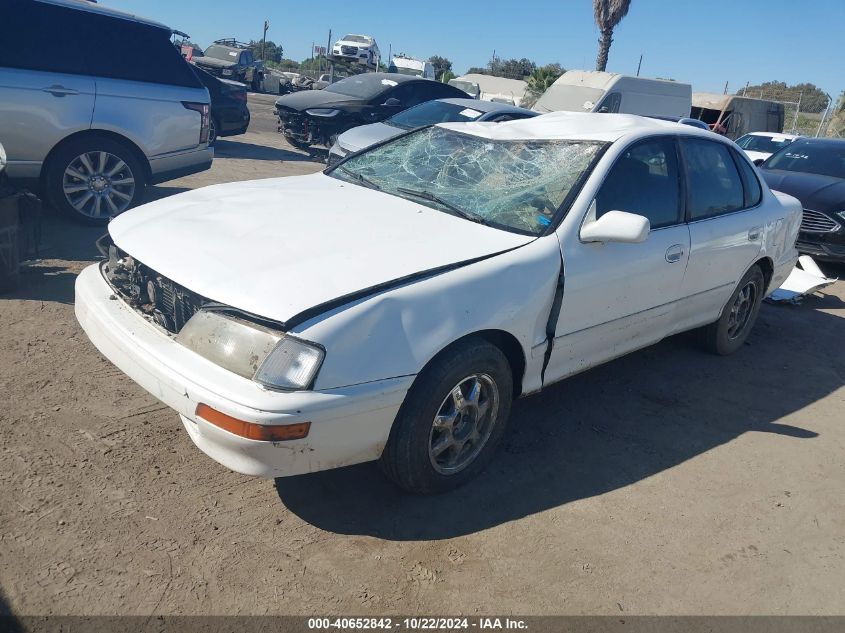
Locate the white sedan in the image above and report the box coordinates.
[75,113,801,494]
[735,131,802,165]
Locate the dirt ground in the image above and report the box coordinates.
[1,94,844,616]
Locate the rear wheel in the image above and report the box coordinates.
[380,339,513,494]
[45,136,146,225]
[696,265,765,355]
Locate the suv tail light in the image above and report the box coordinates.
[183,102,210,144]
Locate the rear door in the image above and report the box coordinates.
[0,0,95,179]
[673,137,765,332]
[546,136,691,382]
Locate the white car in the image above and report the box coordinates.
[75,113,801,494]
[331,34,379,67]
[736,131,802,165]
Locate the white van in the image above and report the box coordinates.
[534,70,691,118]
[387,56,435,80]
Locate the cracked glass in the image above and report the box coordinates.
[332,126,604,235]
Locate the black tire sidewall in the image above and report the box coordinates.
[713,265,765,355]
[45,136,146,225]
[381,340,513,494]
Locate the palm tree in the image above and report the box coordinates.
[524,66,563,107]
[593,0,632,72]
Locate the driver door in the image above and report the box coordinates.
[544,136,691,383]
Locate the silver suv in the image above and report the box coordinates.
[0,0,213,224]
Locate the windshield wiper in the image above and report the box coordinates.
[339,167,381,190]
[395,187,488,225]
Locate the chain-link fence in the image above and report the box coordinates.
[739,87,837,137]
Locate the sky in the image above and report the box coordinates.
[110,0,843,100]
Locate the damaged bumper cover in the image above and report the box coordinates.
[74,264,412,477]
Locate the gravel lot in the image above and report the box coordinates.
[1,93,844,616]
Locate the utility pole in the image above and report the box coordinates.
[791,91,803,134]
[742,81,749,96]
[260,20,269,61]
[327,29,332,82]
[636,54,642,77]
[723,80,729,95]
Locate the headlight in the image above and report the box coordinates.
[176,311,324,390]
[305,108,340,117]
[837,211,845,223]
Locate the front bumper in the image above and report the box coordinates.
[796,235,845,262]
[74,264,413,478]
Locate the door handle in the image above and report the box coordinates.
[748,226,762,241]
[665,244,685,263]
[42,85,79,97]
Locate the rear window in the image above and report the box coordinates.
[1,0,201,88]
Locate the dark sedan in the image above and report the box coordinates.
[194,66,250,144]
[274,73,467,149]
[760,138,845,262]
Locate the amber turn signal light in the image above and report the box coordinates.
[195,403,311,441]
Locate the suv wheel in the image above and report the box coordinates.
[45,136,146,225]
[208,116,219,145]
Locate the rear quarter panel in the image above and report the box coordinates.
[765,190,802,291]
[93,78,209,157]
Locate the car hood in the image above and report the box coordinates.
[761,169,845,213]
[275,90,361,112]
[107,174,533,326]
[337,122,402,153]
[194,57,238,70]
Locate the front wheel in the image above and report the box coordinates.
[696,264,765,355]
[380,339,513,494]
[208,115,219,145]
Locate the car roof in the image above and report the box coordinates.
[744,131,802,140]
[786,137,845,147]
[437,111,720,143]
[436,98,536,116]
[37,0,170,30]
[336,73,423,86]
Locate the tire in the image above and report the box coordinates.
[380,338,513,494]
[695,264,765,355]
[45,135,146,225]
[208,115,219,146]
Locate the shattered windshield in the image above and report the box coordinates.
[331,126,604,235]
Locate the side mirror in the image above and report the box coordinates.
[382,98,401,107]
[580,210,650,244]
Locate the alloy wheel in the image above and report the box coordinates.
[726,280,758,340]
[62,151,135,218]
[428,374,499,475]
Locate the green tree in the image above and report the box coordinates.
[428,55,453,81]
[246,39,283,63]
[523,65,565,107]
[593,0,632,71]
[441,70,456,83]
[737,81,829,113]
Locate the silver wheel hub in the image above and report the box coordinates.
[62,151,135,218]
[428,373,499,475]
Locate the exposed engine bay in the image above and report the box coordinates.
[102,245,208,335]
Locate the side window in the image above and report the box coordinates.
[595,137,683,229]
[91,18,201,87]
[388,83,420,106]
[2,1,200,87]
[681,138,745,220]
[597,92,621,113]
[2,1,90,74]
[731,148,763,208]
